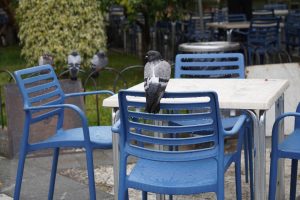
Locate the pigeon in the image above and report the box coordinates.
[144,50,171,113]
[90,50,108,71]
[38,53,54,66]
[67,51,81,80]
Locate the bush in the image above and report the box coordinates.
[17,0,107,68]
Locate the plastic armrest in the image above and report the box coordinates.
[65,90,114,98]
[224,114,247,136]
[271,112,300,148]
[25,104,90,137]
[111,119,121,134]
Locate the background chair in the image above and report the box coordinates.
[174,53,253,199]
[13,65,114,200]
[114,90,247,199]
[243,17,283,65]
[285,12,300,56]
[269,103,300,200]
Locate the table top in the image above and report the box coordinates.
[207,21,284,29]
[103,78,289,110]
[178,41,240,52]
[207,21,250,29]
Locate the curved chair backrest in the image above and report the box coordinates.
[175,53,245,79]
[248,17,280,48]
[118,90,224,162]
[228,14,247,22]
[264,3,287,10]
[14,65,65,125]
[252,9,274,19]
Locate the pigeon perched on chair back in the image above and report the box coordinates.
[68,51,81,80]
[144,50,171,113]
[38,53,54,66]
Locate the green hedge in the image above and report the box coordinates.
[17,0,107,68]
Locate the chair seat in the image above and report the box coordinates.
[32,126,112,149]
[127,154,234,195]
[278,129,300,158]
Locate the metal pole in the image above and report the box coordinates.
[198,0,204,30]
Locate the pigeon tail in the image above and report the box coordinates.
[145,83,163,114]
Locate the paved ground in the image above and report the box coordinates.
[2,144,300,200]
[0,150,114,200]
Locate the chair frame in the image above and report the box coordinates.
[113,90,247,199]
[13,65,114,200]
[269,103,300,200]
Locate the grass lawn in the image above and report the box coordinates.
[0,45,144,126]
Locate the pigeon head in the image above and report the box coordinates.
[145,50,162,62]
[39,53,54,66]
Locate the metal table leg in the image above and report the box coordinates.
[112,108,119,200]
[275,95,285,200]
[248,110,266,200]
[248,94,285,200]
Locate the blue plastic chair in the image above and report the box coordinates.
[175,53,254,199]
[13,65,114,200]
[113,90,247,199]
[269,103,300,200]
[245,17,282,65]
[285,12,300,56]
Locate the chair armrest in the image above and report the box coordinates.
[111,119,121,134]
[65,90,114,98]
[224,114,247,136]
[25,104,90,139]
[271,112,300,147]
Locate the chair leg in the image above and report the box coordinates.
[48,148,60,200]
[243,134,249,183]
[235,161,242,200]
[13,150,27,200]
[119,156,129,200]
[268,151,278,200]
[85,148,96,200]
[142,191,147,200]
[290,159,298,200]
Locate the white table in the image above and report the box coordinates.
[207,21,284,42]
[103,78,289,200]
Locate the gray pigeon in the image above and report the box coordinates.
[144,50,171,113]
[38,53,54,66]
[91,50,108,71]
[68,51,81,80]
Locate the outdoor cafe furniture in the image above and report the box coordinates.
[13,65,114,200]
[103,78,289,200]
[112,90,246,199]
[246,62,300,200]
[174,53,253,199]
[269,103,300,200]
[285,12,300,56]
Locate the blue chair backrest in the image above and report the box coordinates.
[175,53,245,79]
[248,17,280,47]
[14,65,65,124]
[264,3,287,10]
[228,14,247,22]
[252,9,274,19]
[118,90,224,162]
